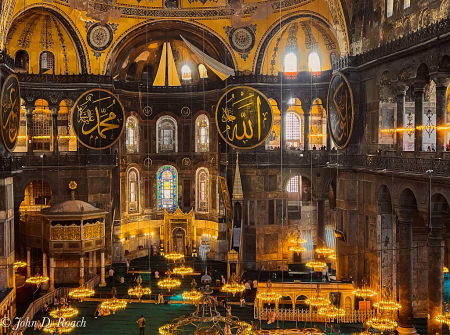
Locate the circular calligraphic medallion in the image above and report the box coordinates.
[71,89,125,150]
[181,107,191,117]
[229,27,255,54]
[327,72,354,149]
[144,157,152,167]
[215,86,273,149]
[142,106,152,117]
[182,157,191,167]
[0,74,20,152]
[87,23,113,51]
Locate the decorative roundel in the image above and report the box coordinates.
[229,27,255,54]
[144,157,152,168]
[182,157,191,167]
[87,23,113,51]
[181,107,191,117]
[142,106,152,117]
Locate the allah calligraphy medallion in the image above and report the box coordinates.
[0,75,20,152]
[216,86,273,149]
[71,89,125,149]
[327,72,354,149]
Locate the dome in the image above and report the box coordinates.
[41,200,108,217]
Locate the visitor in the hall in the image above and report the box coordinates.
[136,315,146,335]
[155,270,159,279]
[109,267,114,283]
[126,259,130,273]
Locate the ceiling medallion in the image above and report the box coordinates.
[181,107,191,117]
[142,106,153,117]
[182,157,191,167]
[224,25,256,60]
[144,158,152,168]
[87,23,114,51]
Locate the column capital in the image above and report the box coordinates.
[49,105,59,116]
[392,82,409,96]
[414,78,428,91]
[398,208,415,223]
[24,106,34,116]
[431,73,450,88]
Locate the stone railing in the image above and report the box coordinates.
[21,153,117,167]
[255,307,376,323]
[13,275,100,334]
[17,73,113,85]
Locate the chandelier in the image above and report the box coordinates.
[221,274,245,297]
[289,245,306,254]
[437,313,450,326]
[26,273,49,285]
[101,297,127,314]
[405,113,415,138]
[318,305,346,320]
[49,305,79,318]
[13,261,26,269]
[366,318,397,334]
[256,280,281,305]
[128,276,151,300]
[315,247,335,255]
[290,236,307,244]
[182,280,203,302]
[353,278,376,300]
[373,300,401,311]
[159,285,259,335]
[305,287,330,307]
[69,279,95,301]
[173,264,194,278]
[165,253,184,261]
[306,260,327,269]
[43,322,75,333]
[158,269,181,291]
[444,266,449,273]
[329,254,337,260]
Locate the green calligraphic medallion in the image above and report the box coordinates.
[71,89,125,149]
[327,72,354,149]
[215,86,273,149]
[0,75,20,152]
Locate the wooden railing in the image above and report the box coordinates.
[254,307,376,323]
[13,275,100,334]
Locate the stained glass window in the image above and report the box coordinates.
[157,165,178,210]
[128,168,139,213]
[126,116,139,153]
[195,114,209,152]
[156,116,177,153]
[198,64,208,78]
[196,168,209,212]
[308,52,321,72]
[284,53,297,74]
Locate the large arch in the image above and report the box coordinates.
[7,4,89,73]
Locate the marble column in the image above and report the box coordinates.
[79,254,84,279]
[49,255,55,291]
[317,198,325,248]
[397,209,417,334]
[92,250,97,275]
[25,106,33,154]
[394,85,409,154]
[414,81,427,154]
[303,112,310,151]
[428,215,445,335]
[50,106,58,154]
[26,247,31,278]
[433,75,450,154]
[88,252,93,275]
[42,252,47,278]
[99,250,106,286]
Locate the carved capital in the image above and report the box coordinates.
[392,84,409,97]
[431,73,450,89]
[414,78,428,91]
[49,105,59,116]
[24,105,34,116]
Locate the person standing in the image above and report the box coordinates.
[136,315,146,335]
[109,267,115,283]
[221,275,226,285]
[252,279,258,291]
[155,270,159,279]
[126,260,130,273]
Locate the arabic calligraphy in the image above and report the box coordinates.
[71,89,124,149]
[216,86,273,149]
[0,75,20,152]
[327,73,354,149]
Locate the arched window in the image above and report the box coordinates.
[126,63,137,81]
[284,53,297,74]
[196,168,209,212]
[181,65,191,80]
[287,176,300,193]
[404,0,410,9]
[126,116,139,153]
[387,0,393,17]
[40,51,54,74]
[128,168,140,213]
[198,64,208,78]
[308,52,321,72]
[14,50,29,71]
[156,116,177,153]
[285,112,301,149]
[157,165,178,210]
[195,114,209,152]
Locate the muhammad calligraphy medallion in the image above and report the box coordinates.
[0,75,20,152]
[327,72,354,149]
[215,86,273,149]
[71,89,125,149]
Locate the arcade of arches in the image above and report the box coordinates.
[1,0,450,334]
